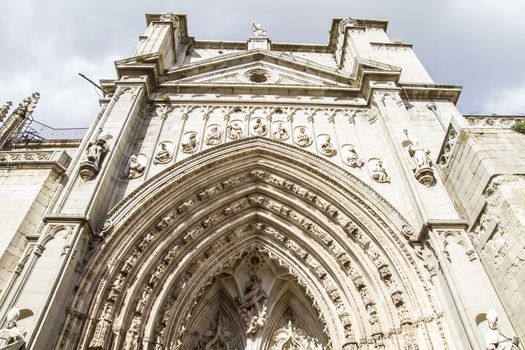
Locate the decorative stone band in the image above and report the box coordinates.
[464,115,525,128]
[438,115,525,170]
[0,150,71,173]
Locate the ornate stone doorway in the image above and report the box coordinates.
[59,139,450,349]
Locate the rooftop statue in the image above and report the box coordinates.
[251,22,267,37]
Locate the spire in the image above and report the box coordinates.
[9,92,40,120]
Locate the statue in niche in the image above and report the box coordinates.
[0,308,25,350]
[485,309,519,350]
[226,121,243,140]
[80,133,111,180]
[407,138,435,187]
[319,136,337,157]
[127,154,146,179]
[236,270,267,335]
[369,159,390,183]
[154,142,173,164]
[272,122,289,141]
[251,118,267,136]
[89,303,113,348]
[251,22,268,37]
[181,132,199,153]
[344,146,364,168]
[205,125,223,145]
[294,127,312,147]
[123,316,141,350]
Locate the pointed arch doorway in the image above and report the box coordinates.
[61,138,449,350]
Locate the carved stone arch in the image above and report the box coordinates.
[261,288,326,349]
[60,138,450,350]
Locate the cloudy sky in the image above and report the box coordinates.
[1,0,524,127]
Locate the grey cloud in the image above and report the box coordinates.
[1,0,524,127]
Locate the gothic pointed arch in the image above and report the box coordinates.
[59,138,450,350]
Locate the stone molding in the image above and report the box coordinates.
[0,150,71,173]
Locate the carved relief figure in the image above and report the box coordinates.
[226,121,244,140]
[154,142,173,164]
[343,145,364,168]
[127,154,146,179]
[251,118,268,136]
[294,127,312,147]
[205,125,223,145]
[369,159,390,183]
[236,271,267,335]
[485,309,519,350]
[0,308,25,350]
[318,135,337,157]
[181,132,199,153]
[272,122,289,141]
[407,138,435,187]
[80,133,111,180]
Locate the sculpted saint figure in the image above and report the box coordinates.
[154,142,172,164]
[205,126,222,145]
[0,308,25,350]
[251,118,267,136]
[370,160,390,183]
[237,271,267,335]
[345,147,364,168]
[408,139,432,169]
[227,121,243,140]
[272,122,289,141]
[485,309,519,350]
[128,154,145,179]
[84,135,110,166]
[181,133,199,153]
[320,136,337,157]
[294,127,312,147]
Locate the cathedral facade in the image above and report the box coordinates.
[0,12,523,350]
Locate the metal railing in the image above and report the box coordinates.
[2,118,88,149]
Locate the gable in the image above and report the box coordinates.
[160,50,356,88]
[170,61,351,87]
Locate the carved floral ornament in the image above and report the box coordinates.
[69,159,447,349]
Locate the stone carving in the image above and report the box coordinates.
[485,309,519,349]
[437,126,458,169]
[251,22,268,37]
[236,271,267,335]
[159,13,179,25]
[294,126,312,147]
[153,142,174,164]
[88,303,113,348]
[0,152,52,162]
[226,120,244,140]
[205,125,223,145]
[318,135,337,157]
[80,132,112,181]
[181,132,199,153]
[127,154,147,179]
[369,159,390,183]
[272,122,289,141]
[0,307,25,350]
[123,316,141,350]
[251,117,268,136]
[0,101,12,123]
[269,320,323,350]
[339,17,359,33]
[407,138,435,187]
[342,145,364,168]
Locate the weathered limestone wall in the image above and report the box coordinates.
[441,118,525,339]
[0,151,69,292]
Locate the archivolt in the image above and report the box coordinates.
[59,138,449,350]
